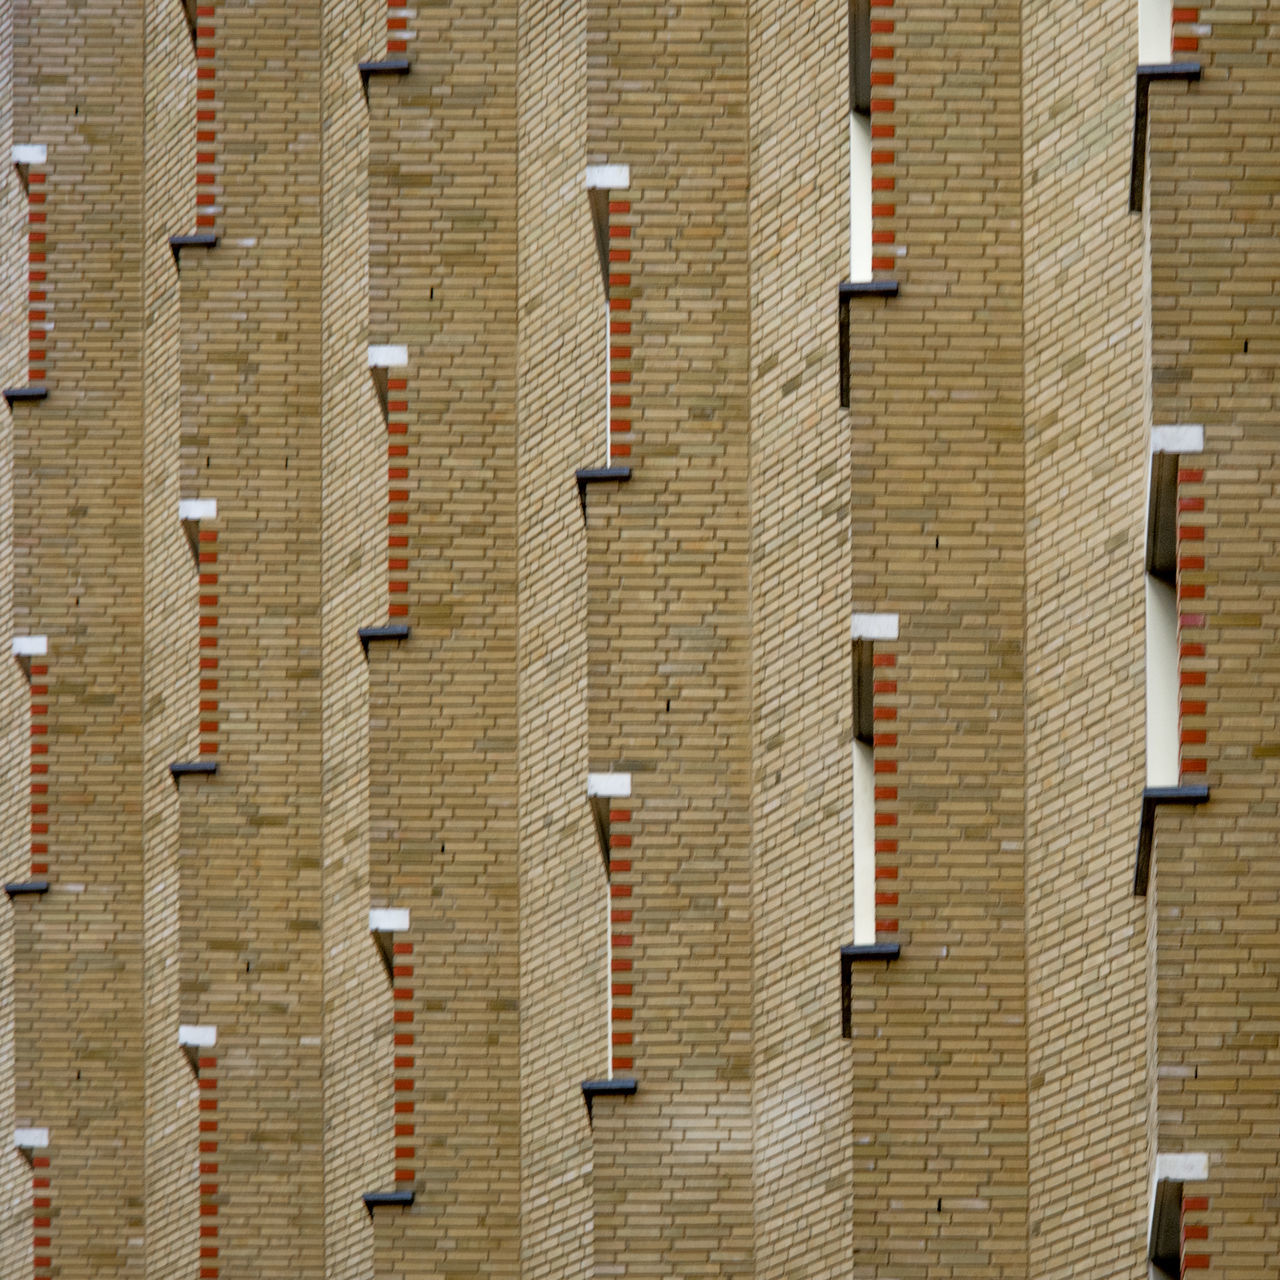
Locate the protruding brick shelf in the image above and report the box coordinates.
[4,882,49,898]
[358,624,410,656]
[362,1190,414,1214]
[169,761,218,783]
[3,387,47,407]
[838,280,899,409]
[1129,62,1202,212]
[840,942,901,1039]
[1133,785,1210,896]
[358,58,411,95]
[168,233,218,265]
[581,1077,637,1122]
[575,467,631,522]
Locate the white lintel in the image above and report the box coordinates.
[368,344,408,368]
[179,499,217,522]
[14,1127,48,1150]
[587,772,632,799]
[1151,425,1204,455]
[585,164,630,191]
[369,908,410,933]
[12,145,46,167]
[1155,1151,1209,1182]
[12,636,47,658]
[178,1024,217,1049]
[850,613,899,642]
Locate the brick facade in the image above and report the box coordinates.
[0,3,1276,1278]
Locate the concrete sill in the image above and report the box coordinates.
[169,233,218,265]
[575,467,631,523]
[362,1190,414,1214]
[838,280,899,409]
[4,881,49,898]
[169,761,218,783]
[359,58,411,95]
[359,624,410,656]
[3,387,47,407]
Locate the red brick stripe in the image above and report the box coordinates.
[609,808,635,1073]
[867,10,896,272]
[194,5,218,229]
[1177,468,1207,777]
[198,529,219,756]
[392,941,415,1182]
[31,1150,50,1280]
[197,1054,219,1277]
[1172,6,1200,54]
[873,651,898,936]
[387,375,410,617]
[29,660,49,876]
[387,0,408,55]
[26,166,46,385]
[609,201,634,463]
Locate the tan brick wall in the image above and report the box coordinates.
[0,4,1275,1278]
[1149,9,1280,1277]
[1022,2,1152,1276]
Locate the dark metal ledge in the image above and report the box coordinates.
[581,1077,637,1121]
[575,467,631,523]
[359,58,411,95]
[169,233,218,265]
[3,387,47,407]
[840,942,901,1038]
[838,280,899,409]
[4,881,49,898]
[1134,784,1210,896]
[359,624,410,656]
[169,761,218,782]
[1130,63,1202,212]
[362,1190,414,1215]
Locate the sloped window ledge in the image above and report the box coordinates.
[4,881,49,898]
[838,280,899,409]
[169,761,218,783]
[576,467,631,523]
[3,387,47,407]
[362,1190,414,1214]
[840,942,901,1038]
[1130,63,1202,212]
[359,58,411,97]
[581,1077,637,1123]
[359,624,410,657]
[1133,785,1210,896]
[169,234,218,266]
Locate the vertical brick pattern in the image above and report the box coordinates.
[1151,11,1280,1278]
[608,810,634,1073]
[585,3,756,1276]
[1181,1192,1210,1274]
[515,1,598,1274]
[747,3,856,1272]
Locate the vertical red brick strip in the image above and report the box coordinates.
[387,0,407,56]
[609,808,634,1073]
[387,376,410,619]
[198,1055,219,1278]
[27,163,47,387]
[1181,1192,1210,1274]
[868,3,896,272]
[392,940,415,1184]
[31,1150,50,1280]
[198,528,219,757]
[872,650,898,936]
[29,659,49,877]
[608,201,633,462]
[608,199,633,464]
[1172,7,1200,55]
[195,4,218,231]
[1177,468,1206,777]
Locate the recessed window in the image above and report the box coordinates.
[848,0,872,283]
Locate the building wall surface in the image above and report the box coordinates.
[0,3,1274,1279]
